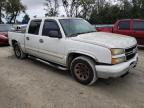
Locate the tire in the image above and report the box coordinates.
[13,43,27,59]
[70,56,97,85]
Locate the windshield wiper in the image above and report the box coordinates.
[83,31,96,34]
[68,31,96,37]
[68,33,82,37]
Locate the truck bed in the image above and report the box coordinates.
[8,31,25,48]
[96,27,113,32]
[95,25,113,32]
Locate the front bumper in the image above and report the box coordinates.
[96,53,138,79]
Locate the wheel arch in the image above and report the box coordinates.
[11,40,18,47]
[66,51,98,68]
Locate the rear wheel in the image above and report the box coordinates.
[70,56,97,85]
[13,43,27,59]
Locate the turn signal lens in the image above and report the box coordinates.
[112,57,126,64]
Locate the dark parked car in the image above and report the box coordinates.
[0,24,11,45]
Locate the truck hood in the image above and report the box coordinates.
[71,32,137,48]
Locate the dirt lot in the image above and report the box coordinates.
[0,46,144,108]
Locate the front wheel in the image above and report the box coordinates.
[13,43,27,59]
[70,56,97,85]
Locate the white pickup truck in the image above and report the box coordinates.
[8,17,138,85]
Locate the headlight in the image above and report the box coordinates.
[111,48,125,55]
[112,56,126,64]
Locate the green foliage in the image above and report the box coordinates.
[0,0,26,24]
[1,0,144,24]
[22,14,30,24]
[131,0,144,18]
[89,0,144,24]
[78,0,95,19]
[60,0,144,24]
[44,0,59,17]
[5,0,26,23]
[61,0,95,18]
[0,0,6,23]
[62,0,79,17]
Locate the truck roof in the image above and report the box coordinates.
[30,17,82,20]
[117,19,144,21]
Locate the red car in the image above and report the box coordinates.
[96,19,144,46]
[0,24,11,45]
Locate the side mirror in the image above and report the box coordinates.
[49,30,62,38]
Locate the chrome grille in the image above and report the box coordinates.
[125,45,137,61]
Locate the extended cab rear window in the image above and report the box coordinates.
[28,20,42,35]
[118,21,130,30]
[133,21,144,31]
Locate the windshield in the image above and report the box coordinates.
[0,24,12,32]
[59,19,96,37]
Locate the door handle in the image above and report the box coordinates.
[26,37,30,40]
[39,39,44,43]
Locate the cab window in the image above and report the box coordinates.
[118,21,130,30]
[28,20,42,35]
[133,21,144,31]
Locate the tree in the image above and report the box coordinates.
[44,0,59,17]
[61,0,95,18]
[41,0,144,23]
[78,0,95,19]
[132,0,144,18]
[5,0,26,24]
[0,0,5,23]
[89,0,124,24]
[117,0,133,18]
[22,14,30,24]
[62,0,81,17]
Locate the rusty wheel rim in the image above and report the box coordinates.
[15,46,21,57]
[74,63,90,81]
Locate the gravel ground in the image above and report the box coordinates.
[0,46,144,108]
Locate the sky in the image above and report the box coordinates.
[18,0,64,21]
[19,0,115,20]
[18,0,46,20]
